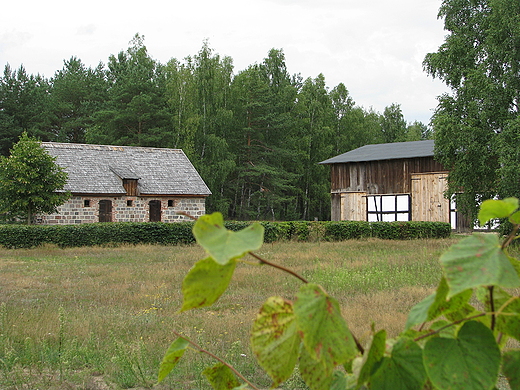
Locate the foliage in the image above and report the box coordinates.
[0,221,196,249]
[0,220,451,249]
[0,36,431,222]
[159,199,520,390]
[0,65,52,156]
[0,133,70,224]
[425,0,520,221]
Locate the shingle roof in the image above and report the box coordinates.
[319,140,435,164]
[41,143,211,196]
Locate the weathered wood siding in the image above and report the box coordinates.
[330,157,445,194]
[331,192,367,221]
[411,173,450,222]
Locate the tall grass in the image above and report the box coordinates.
[0,238,459,389]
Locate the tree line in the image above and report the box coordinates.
[0,34,430,221]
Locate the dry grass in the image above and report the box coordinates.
[0,238,462,389]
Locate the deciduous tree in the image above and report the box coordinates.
[0,133,69,223]
[425,0,520,219]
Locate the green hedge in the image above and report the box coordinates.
[0,222,196,249]
[0,220,452,249]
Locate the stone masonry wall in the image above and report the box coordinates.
[39,196,206,224]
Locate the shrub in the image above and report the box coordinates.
[0,220,451,249]
[323,221,372,241]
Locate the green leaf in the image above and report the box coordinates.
[503,350,520,390]
[250,296,299,387]
[202,363,241,390]
[294,283,358,369]
[424,321,500,390]
[478,198,518,226]
[157,337,189,383]
[405,292,436,330]
[491,288,520,342]
[193,212,264,265]
[369,337,426,390]
[405,277,473,329]
[440,233,520,297]
[330,370,348,390]
[357,329,386,386]
[510,210,520,225]
[181,257,236,311]
[299,344,333,390]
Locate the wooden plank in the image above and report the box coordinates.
[411,173,449,222]
[340,192,366,221]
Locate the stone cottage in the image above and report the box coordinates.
[39,143,211,224]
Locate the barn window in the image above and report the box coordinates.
[127,200,133,207]
[84,199,91,207]
[366,194,410,222]
[168,200,174,207]
[123,179,138,196]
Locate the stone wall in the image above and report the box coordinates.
[39,196,206,224]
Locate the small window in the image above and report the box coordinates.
[127,200,133,207]
[84,200,91,207]
[168,200,174,207]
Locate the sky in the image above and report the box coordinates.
[1,0,450,125]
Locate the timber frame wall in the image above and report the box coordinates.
[329,156,450,223]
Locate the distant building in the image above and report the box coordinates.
[320,140,468,230]
[39,143,211,224]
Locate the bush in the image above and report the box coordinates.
[323,221,372,241]
[0,222,196,249]
[0,220,452,249]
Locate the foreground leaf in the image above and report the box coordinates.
[405,277,472,329]
[294,283,358,368]
[424,321,500,390]
[158,337,189,383]
[193,212,264,265]
[491,288,520,342]
[202,363,241,390]
[250,296,299,387]
[181,257,236,311]
[503,350,520,390]
[299,345,333,390]
[440,233,520,297]
[478,198,518,226]
[369,337,426,390]
[330,370,348,390]
[357,329,386,386]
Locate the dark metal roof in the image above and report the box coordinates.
[319,140,435,164]
[42,143,211,196]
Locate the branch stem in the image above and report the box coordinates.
[248,251,309,284]
[413,313,486,342]
[489,286,495,331]
[502,223,519,250]
[172,331,260,390]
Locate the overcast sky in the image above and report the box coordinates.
[1,0,450,124]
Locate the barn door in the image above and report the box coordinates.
[411,173,449,223]
[340,192,366,221]
[149,200,161,222]
[99,200,112,222]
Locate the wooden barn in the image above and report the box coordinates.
[319,140,462,227]
[38,143,211,224]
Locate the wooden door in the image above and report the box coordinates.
[411,173,449,223]
[99,200,112,222]
[149,200,161,222]
[340,192,366,221]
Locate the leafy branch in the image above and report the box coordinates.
[161,199,520,390]
[170,331,261,390]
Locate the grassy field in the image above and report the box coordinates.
[0,237,464,389]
